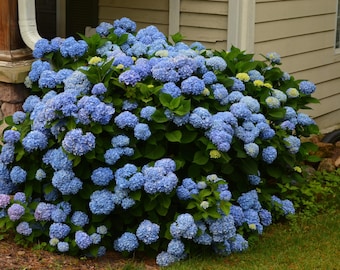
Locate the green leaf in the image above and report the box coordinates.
[165,130,182,142]
[151,110,168,123]
[180,130,197,144]
[144,144,166,160]
[268,108,286,120]
[193,151,209,165]
[171,32,184,43]
[267,166,283,178]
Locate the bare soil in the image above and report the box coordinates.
[0,234,159,270]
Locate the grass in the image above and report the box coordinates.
[161,209,340,270]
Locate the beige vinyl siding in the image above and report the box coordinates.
[179,0,228,50]
[254,0,340,131]
[98,0,169,34]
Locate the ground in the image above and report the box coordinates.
[0,234,159,270]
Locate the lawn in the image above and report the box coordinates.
[0,208,339,270]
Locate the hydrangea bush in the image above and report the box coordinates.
[0,18,320,266]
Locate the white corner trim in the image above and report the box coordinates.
[18,0,42,50]
[169,0,180,36]
[227,0,255,52]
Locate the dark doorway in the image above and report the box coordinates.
[66,0,98,38]
[36,0,57,39]
[35,0,98,40]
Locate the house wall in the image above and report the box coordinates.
[179,0,228,50]
[254,0,340,132]
[98,0,169,34]
[96,0,339,132]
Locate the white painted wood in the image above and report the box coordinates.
[169,0,180,35]
[227,0,255,52]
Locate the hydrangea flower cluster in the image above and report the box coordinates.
[0,18,319,266]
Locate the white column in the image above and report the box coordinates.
[169,0,180,36]
[227,0,256,52]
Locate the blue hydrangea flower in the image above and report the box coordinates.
[218,184,232,201]
[71,211,89,227]
[63,70,92,96]
[75,231,92,250]
[114,17,137,33]
[262,146,277,164]
[156,251,178,267]
[91,167,114,186]
[97,225,108,235]
[170,213,198,239]
[0,194,11,208]
[297,113,315,126]
[189,107,212,129]
[89,189,115,215]
[49,223,71,239]
[136,25,166,45]
[208,215,236,242]
[7,203,25,221]
[228,234,248,252]
[167,239,185,257]
[10,166,27,185]
[57,242,69,252]
[266,52,281,64]
[38,70,58,89]
[240,96,260,113]
[271,195,295,215]
[237,190,259,210]
[181,76,205,95]
[205,56,227,71]
[283,135,301,154]
[211,83,228,105]
[244,143,260,158]
[22,130,48,152]
[0,143,15,165]
[177,178,199,200]
[114,111,139,129]
[229,205,245,227]
[28,60,51,82]
[118,70,141,86]
[60,37,88,58]
[134,123,151,140]
[51,208,67,223]
[161,82,182,98]
[3,129,21,144]
[143,165,178,194]
[55,69,73,84]
[52,170,83,195]
[227,91,244,103]
[16,221,32,236]
[136,219,160,244]
[114,232,139,252]
[121,197,135,209]
[230,77,246,92]
[91,83,107,95]
[202,71,217,84]
[13,192,26,204]
[12,111,27,124]
[43,148,73,171]
[62,129,96,156]
[248,174,261,185]
[96,22,113,36]
[33,38,52,58]
[230,103,252,119]
[248,70,264,81]
[259,209,272,226]
[299,81,316,95]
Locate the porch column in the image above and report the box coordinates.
[169,0,180,37]
[0,0,31,118]
[227,0,256,52]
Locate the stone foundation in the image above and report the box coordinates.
[0,82,29,119]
